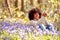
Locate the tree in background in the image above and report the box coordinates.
[21,0,24,12]
[37,0,42,3]
[2,0,11,17]
[15,0,18,8]
[30,0,33,6]
[2,0,10,12]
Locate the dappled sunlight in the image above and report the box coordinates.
[0,0,60,40]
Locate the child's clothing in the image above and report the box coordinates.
[30,16,55,32]
[30,16,48,26]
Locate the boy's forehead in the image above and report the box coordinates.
[34,13,40,14]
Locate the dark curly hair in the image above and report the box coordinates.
[28,8,41,20]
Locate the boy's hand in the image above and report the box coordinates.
[42,12,47,17]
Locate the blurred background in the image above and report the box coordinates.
[0,0,60,31]
[0,0,60,40]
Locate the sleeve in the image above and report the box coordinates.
[44,17,49,25]
[38,16,49,26]
[29,20,37,26]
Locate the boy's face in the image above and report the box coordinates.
[34,13,40,20]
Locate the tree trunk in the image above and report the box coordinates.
[21,0,24,12]
[37,0,42,3]
[2,0,11,13]
[15,0,18,8]
[2,0,9,10]
[30,0,33,6]
[14,0,18,11]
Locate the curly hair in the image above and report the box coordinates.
[28,8,41,20]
